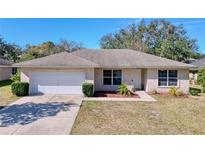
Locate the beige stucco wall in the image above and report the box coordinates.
[179,69,189,93]
[21,68,30,82]
[144,68,189,93]
[20,67,189,94]
[189,72,195,80]
[189,71,198,85]
[94,68,141,91]
[0,67,12,80]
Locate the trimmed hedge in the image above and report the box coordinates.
[189,87,201,96]
[11,82,29,96]
[82,83,94,97]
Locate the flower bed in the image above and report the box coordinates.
[94,91,139,98]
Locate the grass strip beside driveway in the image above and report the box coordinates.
[0,80,20,108]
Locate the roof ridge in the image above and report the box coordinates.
[14,51,68,65]
[14,49,193,68]
[133,50,188,64]
[77,48,194,66]
[74,48,193,68]
[13,51,99,68]
[69,52,99,66]
[191,56,205,62]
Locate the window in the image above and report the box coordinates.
[103,70,122,85]
[12,67,17,75]
[168,70,177,86]
[158,70,178,86]
[113,70,122,85]
[158,70,167,86]
[103,70,112,85]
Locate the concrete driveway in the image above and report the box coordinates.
[0,95,83,135]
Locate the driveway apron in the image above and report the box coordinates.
[0,95,83,135]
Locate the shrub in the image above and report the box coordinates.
[197,67,205,92]
[117,83,131,96]
[176,90,184,97]
[168,87,185,97]
[82,83,94,97]
[189,87,201,96]
[168,87,178,96]
[10,70,20,82]
[11,82,29,96]
[202,87,205,93]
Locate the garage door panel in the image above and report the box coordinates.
[31,71,85,94]
[37,85,82,94]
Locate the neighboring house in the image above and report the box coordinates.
[0,58,12,81]
[189,57,205,84]
[13,49,193,95]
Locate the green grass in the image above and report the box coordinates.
[71,94,205,135]
[0,80,21,108]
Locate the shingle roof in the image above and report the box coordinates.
[72,49,194,68]
[190,57,205,69]
[0,58,12,65]
[13,49,194,69]
[13,52,99,68]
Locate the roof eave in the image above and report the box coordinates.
[94,65,194,69]
[0,65,12,67]
[13,65,99,68]
[13,64,193,69]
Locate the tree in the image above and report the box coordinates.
[0,37,22,62]
[100,19,201,62]
[100,20,148,52]
[197,67,205,93]
[19,39,84,62]
[189,51,204,60]
[19,41,59,62]
[58,39,84,52]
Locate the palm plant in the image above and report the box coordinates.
[117,84,131,96]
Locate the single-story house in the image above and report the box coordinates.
[189,57,205,84]
[13,49,193,95]
[0,58,12,81]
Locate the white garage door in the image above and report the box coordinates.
[31,71,85,94]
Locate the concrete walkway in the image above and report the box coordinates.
[84,91,156,102]
[0,95,83,135]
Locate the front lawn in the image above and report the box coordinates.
[71,94,205,135]
[0,80,20,108]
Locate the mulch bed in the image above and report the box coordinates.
[94,91,140,98]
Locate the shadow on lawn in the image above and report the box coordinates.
[0,102,76,127]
